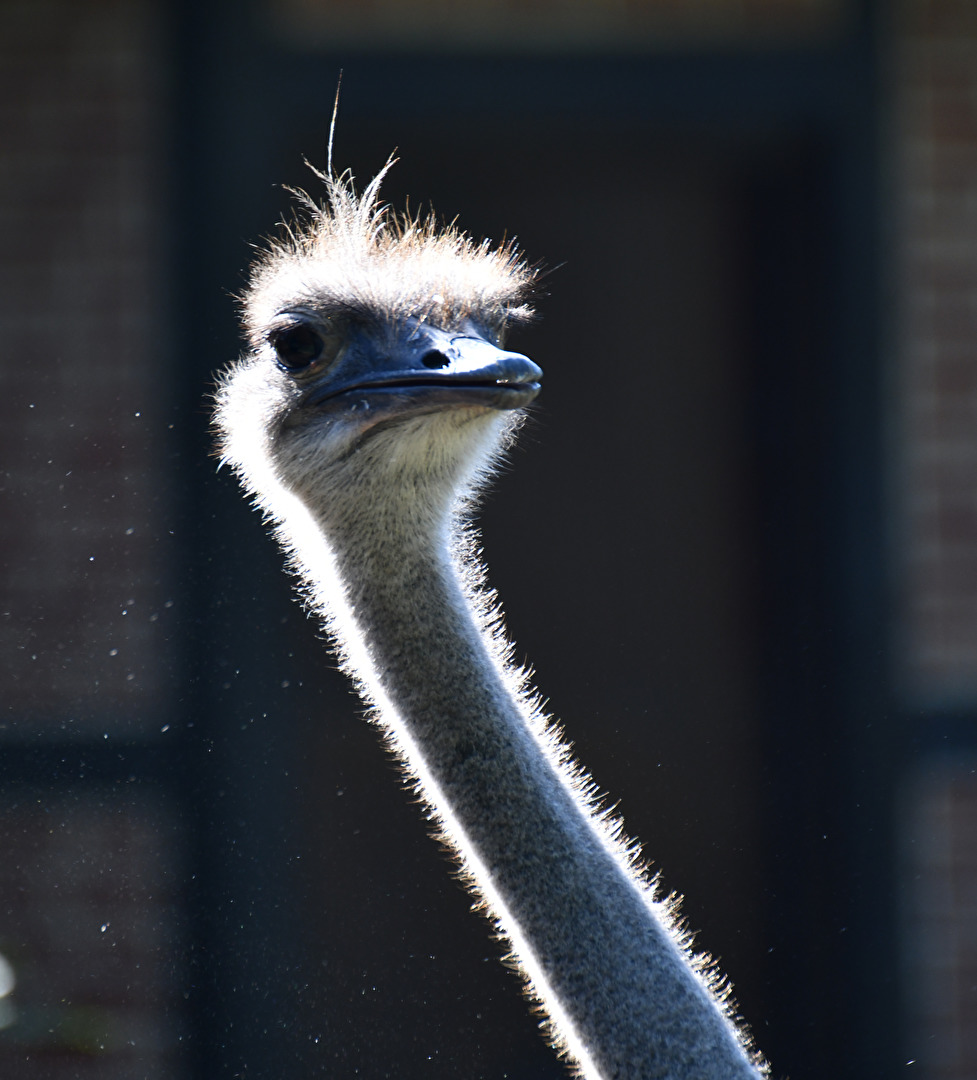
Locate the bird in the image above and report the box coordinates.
[213,143,770,1080]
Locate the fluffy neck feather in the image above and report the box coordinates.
[227,405,765,1080]
[214,164,768,1080]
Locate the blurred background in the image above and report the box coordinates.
[1,0,975,1077]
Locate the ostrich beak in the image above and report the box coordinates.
[303,320,543,413]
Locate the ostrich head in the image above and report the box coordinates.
[214,160,542,535]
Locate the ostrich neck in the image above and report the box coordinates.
[321,505,762,1080]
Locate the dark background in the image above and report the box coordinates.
[1,2,933,1079]
[169,6,890,1079]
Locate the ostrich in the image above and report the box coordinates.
[213,150,769,1080]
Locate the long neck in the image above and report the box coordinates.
[313,501,764,1080]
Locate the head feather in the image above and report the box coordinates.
[243,159,537,348]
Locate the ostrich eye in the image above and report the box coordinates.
[270,323,325,372]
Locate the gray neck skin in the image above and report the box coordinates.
[317,490,763,1080]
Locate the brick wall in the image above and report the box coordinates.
[0,795,185,1080]
[0,2,186,1076]
[896,2,977,1076]
[899,0,977,698]
[0,0,170,737]
[902,763,977,1079]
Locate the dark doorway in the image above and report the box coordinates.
[171,16,887,1080]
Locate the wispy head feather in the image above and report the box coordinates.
[243,159,537,347]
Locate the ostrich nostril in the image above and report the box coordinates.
[420,349,450,370]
